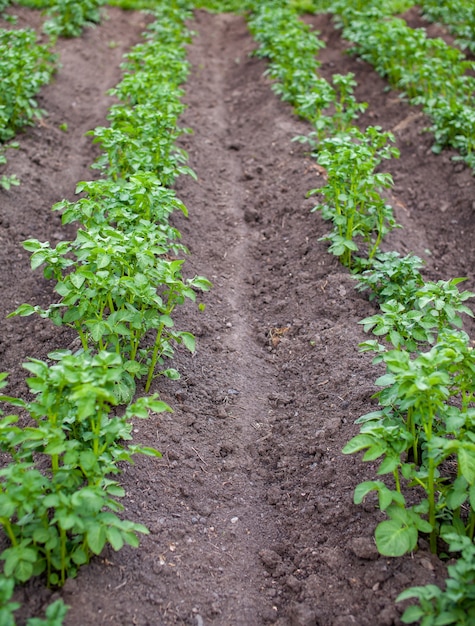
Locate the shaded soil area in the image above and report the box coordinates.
[2,5,475,626]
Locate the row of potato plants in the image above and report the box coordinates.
[0,1,208,624]
[245,0,475,623]
[3,0,106,37]
[420,0,475,55]
[0,0,112,191]
[0,24,55,189]
[322,0,475,173]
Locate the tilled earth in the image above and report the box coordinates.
[2,5,475,626]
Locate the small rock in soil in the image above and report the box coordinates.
[288,602,317,626]
[259,548,282,571]
[349,537,379,561]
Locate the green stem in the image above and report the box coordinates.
[466,510,475,541]
[407,408,418,465]
[60,527,67,586]
[428,456,437,553]
[76,324,89,351]
[393,467,401,493]
[145,322,165,393]
[1,518,18,546]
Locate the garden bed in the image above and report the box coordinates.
[2,4,475,625]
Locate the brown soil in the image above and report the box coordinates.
[1,5,475,626]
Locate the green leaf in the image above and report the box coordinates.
[342,434,375,455]
[400,605,425,624]
[79,450,97,472]
[458,446,475,484]
[161,368,180,380]
[106,526,124,551]
[180,332,196,353]
[87,525,107,555]
[353,480,382,504]
[159,314,174,327]
[375,519,418,556]
[70,273,86,289]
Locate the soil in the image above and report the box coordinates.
[1,5,475,626]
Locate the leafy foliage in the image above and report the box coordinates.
[420,0,475,55]
[398,533,475,624]
[0,353,168,586]
[0,28,55,143]
[330,1,475,170]
[44,0,106,38]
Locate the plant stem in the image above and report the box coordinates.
[145,321,165,393]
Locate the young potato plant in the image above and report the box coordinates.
[248,0,475,619]
[345,328,475,556]
[359,277,474,352]
[354,251,425,303]
[12,222,210,396]
[43,0,106,38]
[0,142,20,190]
[0,351,169,586]
[247,0,335,128]
[308,126,399,268]
[53,173,189,252]
[247,3,399,268]
[420,0,475,55]
[2,3,205,623]
[89,4,195,185]
[0,575,68,626]
[397,531,475,624]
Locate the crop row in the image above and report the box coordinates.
[420,0,475,54]
[244,0,475,623]
[0,26,55,189]
[318,0,475,172]
[0,0,114,190]
[0,1,210,624]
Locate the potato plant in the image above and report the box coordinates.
[43,0,106,38]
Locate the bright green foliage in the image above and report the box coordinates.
[194,0,245,12]
[359,277,474,351]
[11,2,211,393]
[346,328,475,556]
[0,575,68,625]
[248,0,334,124]
[107,0,156,8]
[354,251,425,302]
[329,0,414,17]
[13,1,54,7]
[2,3,207,623]
[0,353,168,586]
[0,29,55,142]
[420,0,475,55]
[89,4,194,184]
[43,0,106,38]
[308,126,399,267]
[0,142,20,190]
[248,2,397,267]
[12,223,210,394]
[398,533,475,624]
[331,2,475,170]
